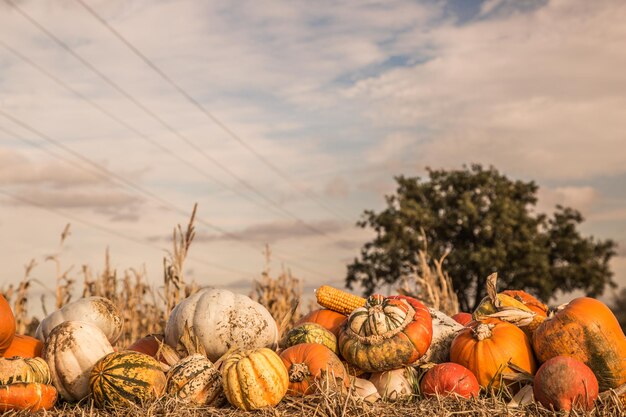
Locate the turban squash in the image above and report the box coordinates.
[0,383,57,412]
[338,294,432,372]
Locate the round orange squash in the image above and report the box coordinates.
[0,382,57,412]
[532,297,626,391]
[279,343,348,396]
[420,362,480,399]
[2,335,43,358]
[295,309,347,338]
[0,294,15,355]
[338,294,432,372]
[450,318,536,389]
[533,356,598,411]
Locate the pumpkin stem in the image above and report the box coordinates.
[473,323,495,341]
[289,362,312,383]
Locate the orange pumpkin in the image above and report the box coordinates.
[532,297,626,391]
[3,335,43,358]
[501,290,548,317]
[0,295,15,355]
[295,309,346,338]
[420,362,480,399]
[450,318,536,389]
[279,343,348,396]
[0,383,57,412]
[451,313,473,326]
[126,334,180,366]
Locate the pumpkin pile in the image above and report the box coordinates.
[1,276,624,414]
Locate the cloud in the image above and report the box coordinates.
[0,148,106,188]
[537,186,598,215]
[345,0,626,181]
[199,219,347,243]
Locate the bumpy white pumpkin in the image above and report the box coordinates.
[418,308,464,364]
[36,297,122,344]
[164,289,279,362]
[42,321,114,401]
[369,367,418,401]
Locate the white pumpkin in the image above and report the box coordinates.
[42,321,114,401]
[164,288,279,362]
[36,296,123,344]
[418,308,464,364]
[352,377,380,403]
[369,367,418,401]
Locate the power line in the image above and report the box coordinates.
[4,0,338,240]
[0,188,252,276]
[74,0,353,224]
[0,114,334,279]
[0,38,289,220]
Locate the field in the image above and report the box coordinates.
[2,213,624,416]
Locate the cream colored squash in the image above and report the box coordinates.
[418,308,464,364]
[166,354,224,406]
[42,321,114,401]
[164,289,279,361]
[36,297,122,344]
[369,367,418,401]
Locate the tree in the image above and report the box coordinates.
[346,164,617,312]
[610,288,626,333]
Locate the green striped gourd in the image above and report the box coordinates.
[166,354,224,406]
[280,323,338,353]
[0,357,51,385]
[89,351,166,408]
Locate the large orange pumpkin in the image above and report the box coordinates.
[0,383,57,412]
[0,294,15,355]
[279,343,348,396]
[295,309,346,338]
[450,318,536,389]
[2,335,43,358]
[532,297,626,391]
[338,294,432,372]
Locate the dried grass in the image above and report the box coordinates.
[397,230,459,316]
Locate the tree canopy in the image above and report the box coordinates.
[346,164,617,311]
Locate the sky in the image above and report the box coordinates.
[1,0,625,312]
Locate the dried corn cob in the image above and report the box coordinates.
[315,285,366,315]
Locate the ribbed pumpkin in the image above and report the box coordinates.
[281,323,338,354]
[450,318,536,389]
[222,347,288,410]
[532,297,626,391]
[279,343,348,396]
[0,357,51,385]
[166,354,224,406]
[2,334,43,358]
[295,309,347,337]
[420,362,480,398]
[0,383,57,412]
[165,289,279,362]
[338,294,432,372]
[533,356,598,411]
[0,294,15,355]
[451,313,473,326]
[90,351,166,408]
[43,321,114,401]
[36,297,123,344]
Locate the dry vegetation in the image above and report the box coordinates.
[1,210,624,416]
